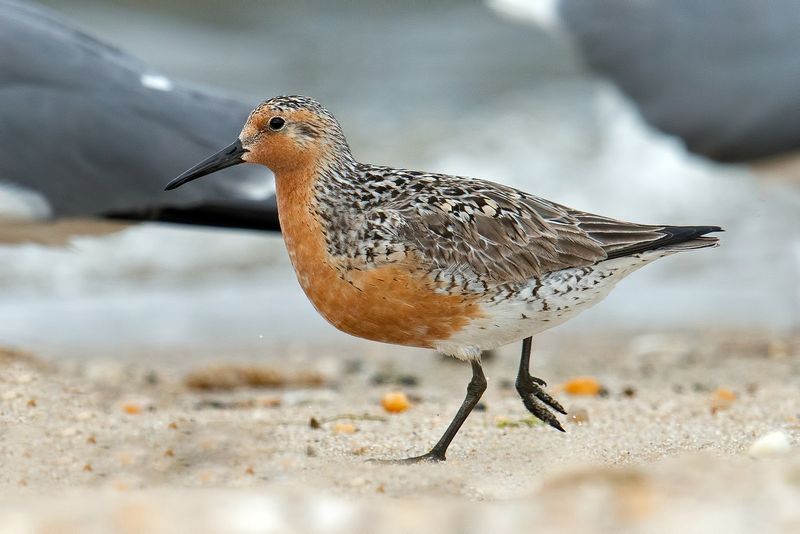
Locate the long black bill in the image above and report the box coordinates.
[164,140,248,191]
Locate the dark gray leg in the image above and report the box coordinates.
[515,337,566,432]
[401,360,487,463]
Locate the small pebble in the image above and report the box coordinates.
[563,377,603,396]
[748,431,791,458]
[398,375,419,387]
[370,373,389,385]
[569,408,590,425]
[714,388,737,401]
[122,403,142,415]
[498,378,514,390]
[370,373,418,387]
[710,388,737,413]
[381,392,411,413]
[120,396,154,415]
[332,422,357,434]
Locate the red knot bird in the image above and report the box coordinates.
[166,95,722,462]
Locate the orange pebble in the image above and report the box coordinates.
[121,403,141,415]
[381,392,411,413]
[710,388,737,414]
[563,377,602,396]
[332,422,357,434]
[713,388,737,401]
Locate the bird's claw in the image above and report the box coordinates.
[516,375,566,432]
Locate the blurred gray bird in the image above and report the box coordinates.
[0,0,280,244]
[490,0,800,165]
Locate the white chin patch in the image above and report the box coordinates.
[0,182,52,220]
[140,73,174,92]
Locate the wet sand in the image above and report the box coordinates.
[1,329,798,533]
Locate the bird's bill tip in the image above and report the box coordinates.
[164,140,248,191]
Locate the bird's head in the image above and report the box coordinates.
[165,95,350,191]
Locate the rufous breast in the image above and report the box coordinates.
[274,168,484,349]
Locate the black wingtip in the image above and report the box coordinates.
[662,225,724,241]
[606,224,724,259]
[695,225,724,234]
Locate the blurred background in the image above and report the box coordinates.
[1,0,798,356]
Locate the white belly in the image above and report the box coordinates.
[434,251,673,359]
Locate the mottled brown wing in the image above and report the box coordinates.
[377,173,698,283]
[353,167,719,282]
[384,179,611,283]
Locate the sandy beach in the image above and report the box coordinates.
[3,1,800,533]
[1,328,798,532]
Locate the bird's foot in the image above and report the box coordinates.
[516,374,566,432]
[367,449,446,464]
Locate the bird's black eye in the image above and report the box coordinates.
[268,117,286,131]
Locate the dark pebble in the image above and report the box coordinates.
[498,379,514,390]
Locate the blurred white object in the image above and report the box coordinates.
[748,431,791,458]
